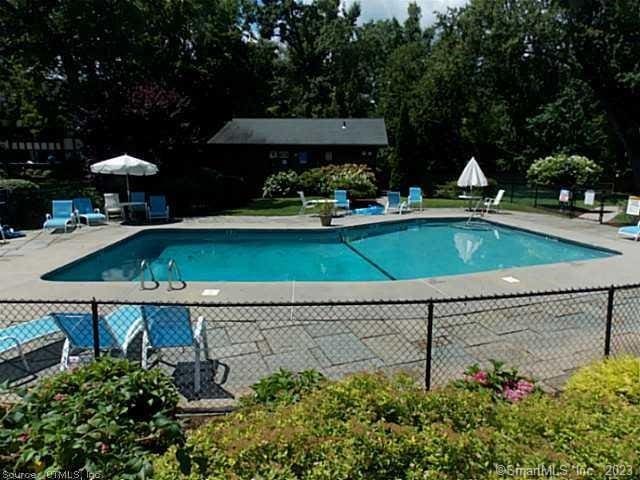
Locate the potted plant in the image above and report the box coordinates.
[319,202,334,227]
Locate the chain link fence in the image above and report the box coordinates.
[1,284,639,411]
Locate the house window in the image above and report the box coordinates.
[278,151,289,159]
[269,151,278,159]
[324,151,333,162]
[299,151,308,165]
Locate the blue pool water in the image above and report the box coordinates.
[43,220,616,282]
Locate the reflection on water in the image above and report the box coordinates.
[454,232,484,264]
[100,260,140,281]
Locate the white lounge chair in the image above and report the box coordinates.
[298,191,319,215]
[484,189,505,214]
[618,221,640,241]
[103,193,122,221]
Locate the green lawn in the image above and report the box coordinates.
[218,196,552,216]
[218,197,322,216]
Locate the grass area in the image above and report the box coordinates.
[218,196,556,216]
[218,197,322,216]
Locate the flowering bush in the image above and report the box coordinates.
[0,357,184,478]
[262,170,300,198]
[456,360,537,402]
[527,154,603,187]
[262,164,378,199]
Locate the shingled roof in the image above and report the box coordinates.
[208,118,388,146]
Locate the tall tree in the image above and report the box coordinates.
[559,0,640,187]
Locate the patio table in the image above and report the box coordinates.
[119,201,147,223]
[458,194,483,212]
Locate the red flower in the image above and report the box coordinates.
[18,432,29,443]
[53,393,67,402]
[100,442,110,454]
[472,371,488,385]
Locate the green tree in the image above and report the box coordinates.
[559,0,640,187]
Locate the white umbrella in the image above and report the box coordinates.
[457,157,488,193]
[90,154,159,200]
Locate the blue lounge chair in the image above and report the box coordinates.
[141,306,208,393]
[385,191,406,214]
[334,190,350,213]
[43,200,76,233]
[51,305,143,370]
[73,197,107,226]
[0,316,61,381]
[147,195,170,222]
[407,187,423,211]
[130,191,146,203]
[618,221,640,241]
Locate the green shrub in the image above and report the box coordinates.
[565,356,640,405]
[0,357,184,478]
[155,358,640,480]
[262,170,300,198]
[0,178,101,228]
[262,164,378,199]
[322,164,377,198]
[0,178,40,228]
[242,369,326,407]
[527,154,603,187]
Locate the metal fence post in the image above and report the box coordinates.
[533,185,538,208]
[91,298,100,359]
[604,286,614,357]
[599,194,606,224]
[510,183,515,203]
[425,301,434,390]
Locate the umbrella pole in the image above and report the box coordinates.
[126,174,131,201]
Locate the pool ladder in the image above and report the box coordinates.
[140,259,159,290]
[167,258,187,291]
[466,198,486,226]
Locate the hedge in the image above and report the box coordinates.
[0,358,184,478]
[155,356,640,479]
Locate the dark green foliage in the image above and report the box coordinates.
[0,178,99,229]
[0,358,184,478]
[243,369,326,407]
[1,0,639,187]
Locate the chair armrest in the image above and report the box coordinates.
[45,213,52,220]
[94,208,101,213]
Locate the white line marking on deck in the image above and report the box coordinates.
[501,276,520,284]
[201,289,220,296]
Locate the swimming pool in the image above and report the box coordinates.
[43,219,616,282]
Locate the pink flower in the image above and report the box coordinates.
[100,442,109,454]
[53,393,67,402]
[472,371,488,385]
[18,432,29,443]
[516,380,534,394]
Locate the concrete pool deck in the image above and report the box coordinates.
[0,209,637,302]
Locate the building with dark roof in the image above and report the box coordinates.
[208,118,388,180]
